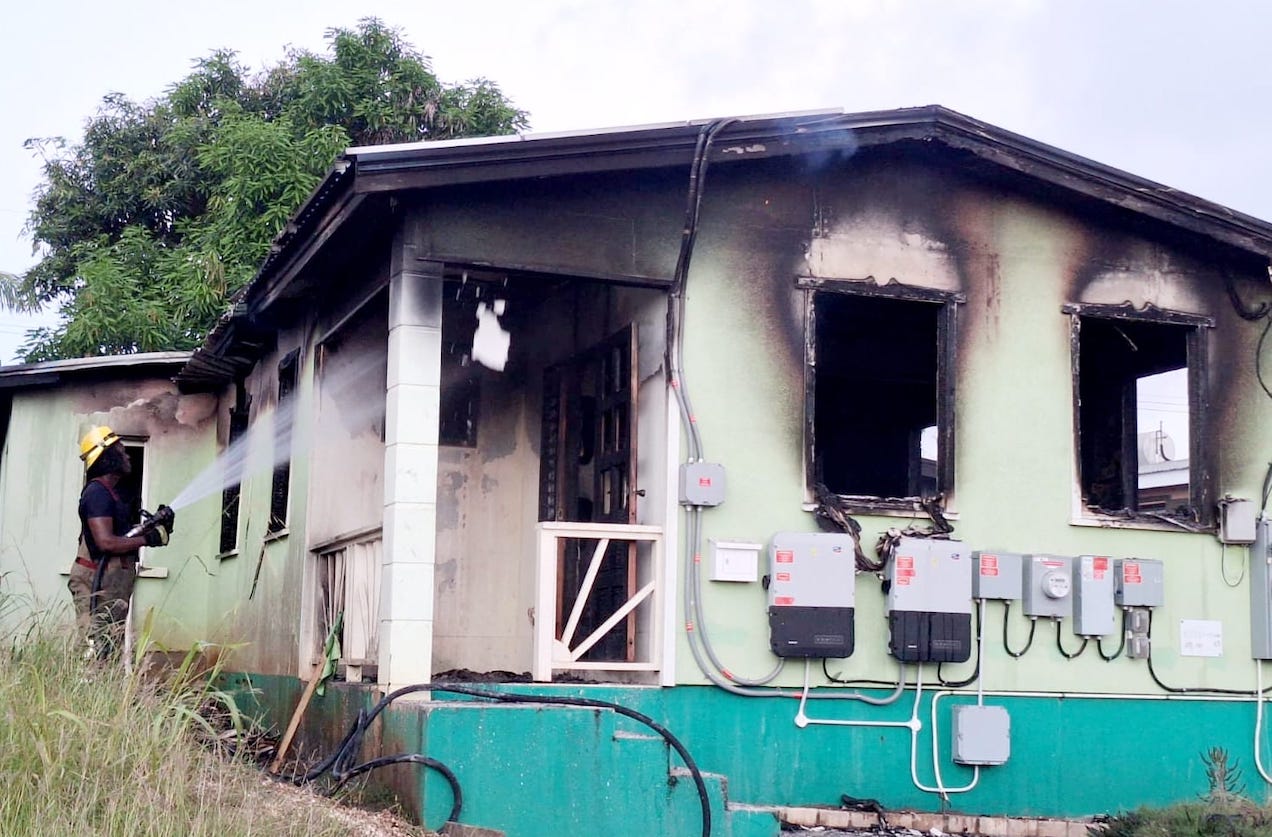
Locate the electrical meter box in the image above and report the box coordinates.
[1220,499,1258,545]
[679,462,726,506]
[885,538,972,662]
[971,551,1023,600]
[1248,521,1272,659]
[1072,555,1116,636]
[1022,555,1073,619]
[1114,558,1165,608]
[952,705,1011,766]
[767,532,856,657]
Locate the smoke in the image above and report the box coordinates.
[167,349,388,511]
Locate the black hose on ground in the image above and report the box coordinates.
[297,682,712,837]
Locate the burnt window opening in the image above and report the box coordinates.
[808,289,955,503]
[1074,312,1208,523]
[269,350,299,534]
[218,383,250,554]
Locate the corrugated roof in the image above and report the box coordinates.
[0,351,191,390]
[179,105,1272,390]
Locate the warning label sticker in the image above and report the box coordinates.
[1123,562,1142,584]
[980,555,999,576]
[774,595,795,606]
[775,572,791,583]
[896,556,914,570]
[775,550,794,564]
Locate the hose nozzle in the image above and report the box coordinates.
[125,504,175,538]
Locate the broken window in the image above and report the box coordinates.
[269,350,299,534]
[218,383,250,555]
[1070,305,1211,523]
[807,287,956,504]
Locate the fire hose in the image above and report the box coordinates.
[88,504,175,654]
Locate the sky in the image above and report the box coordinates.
[2,0,1267,442]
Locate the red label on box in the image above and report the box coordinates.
[698,477,712,487]
[980,555,999,575]
[1124,563,1142,584]
[775,572,791,583]
[1094,557,1109,571]
[896,577,911,586]
[774,595,795,606]
[1043,560,1065,568]
[896,556,914,570]
[897,568,915,578]
[775,550,794,564]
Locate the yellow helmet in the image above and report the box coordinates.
[79,425,121,470]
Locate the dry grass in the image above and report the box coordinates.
[0,602,425,836]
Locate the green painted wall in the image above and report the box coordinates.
[674,157,1272,697]
[237,674,1270,835]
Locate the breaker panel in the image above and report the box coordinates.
[767,532,856,657]
[971,551,1023,600]
[1022,555,1073,619]
[885,537,973,662]
[1072,555,1116,636]
[1113,558,1165,608]
[1250,521,1272,659]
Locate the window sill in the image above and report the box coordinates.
[264,528,290,543]
[216,548,240,561]
[801,499,959,520]
[1069,515,1213,535]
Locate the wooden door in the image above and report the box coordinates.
[538,324,638,661]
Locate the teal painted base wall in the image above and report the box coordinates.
[228,674,1267,837]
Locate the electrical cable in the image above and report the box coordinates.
[1257,309,1272,402]
[1055,620,1089,659]
[936,600,983,688]
[1144,611,1272,695]
[1001,601,1036,658]
[821,657,904,688]
[1220,541,1247,588]
[1096,610,1127,661]
[1262,461,1272,515]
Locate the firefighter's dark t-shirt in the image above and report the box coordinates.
[79,480,131,563]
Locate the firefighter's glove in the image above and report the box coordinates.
[144,525,170,548]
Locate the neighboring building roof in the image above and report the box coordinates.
[0,352,191,391]
[179,105,1272,390]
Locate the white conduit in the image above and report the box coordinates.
[1256,662,1272,785]
[789,600,1272,799]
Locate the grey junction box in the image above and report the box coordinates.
[1072,555,1116,636]
[1249,521,1272,659]
[1114,558,1165,608]
[679,462,726,506]
[971,551,1023,600]
[952,704,1011,766]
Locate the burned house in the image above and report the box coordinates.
[4,106,1272,835]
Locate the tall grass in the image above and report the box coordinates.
[0,604,353,837]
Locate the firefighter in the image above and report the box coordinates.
[67,426,173,658]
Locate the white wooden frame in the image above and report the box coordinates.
[534,522,664,681]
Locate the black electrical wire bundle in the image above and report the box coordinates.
[1143,611,1272,696]
[1055,620,1089,659]
[1096,610,1127,661]
[298,683,713,837]
[1001,601,1037,658]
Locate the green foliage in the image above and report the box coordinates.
[0,605,356,836]
[17,18,529,360]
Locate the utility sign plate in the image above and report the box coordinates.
[1180,620,1223,657]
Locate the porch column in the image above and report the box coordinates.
[380,252,443,691]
